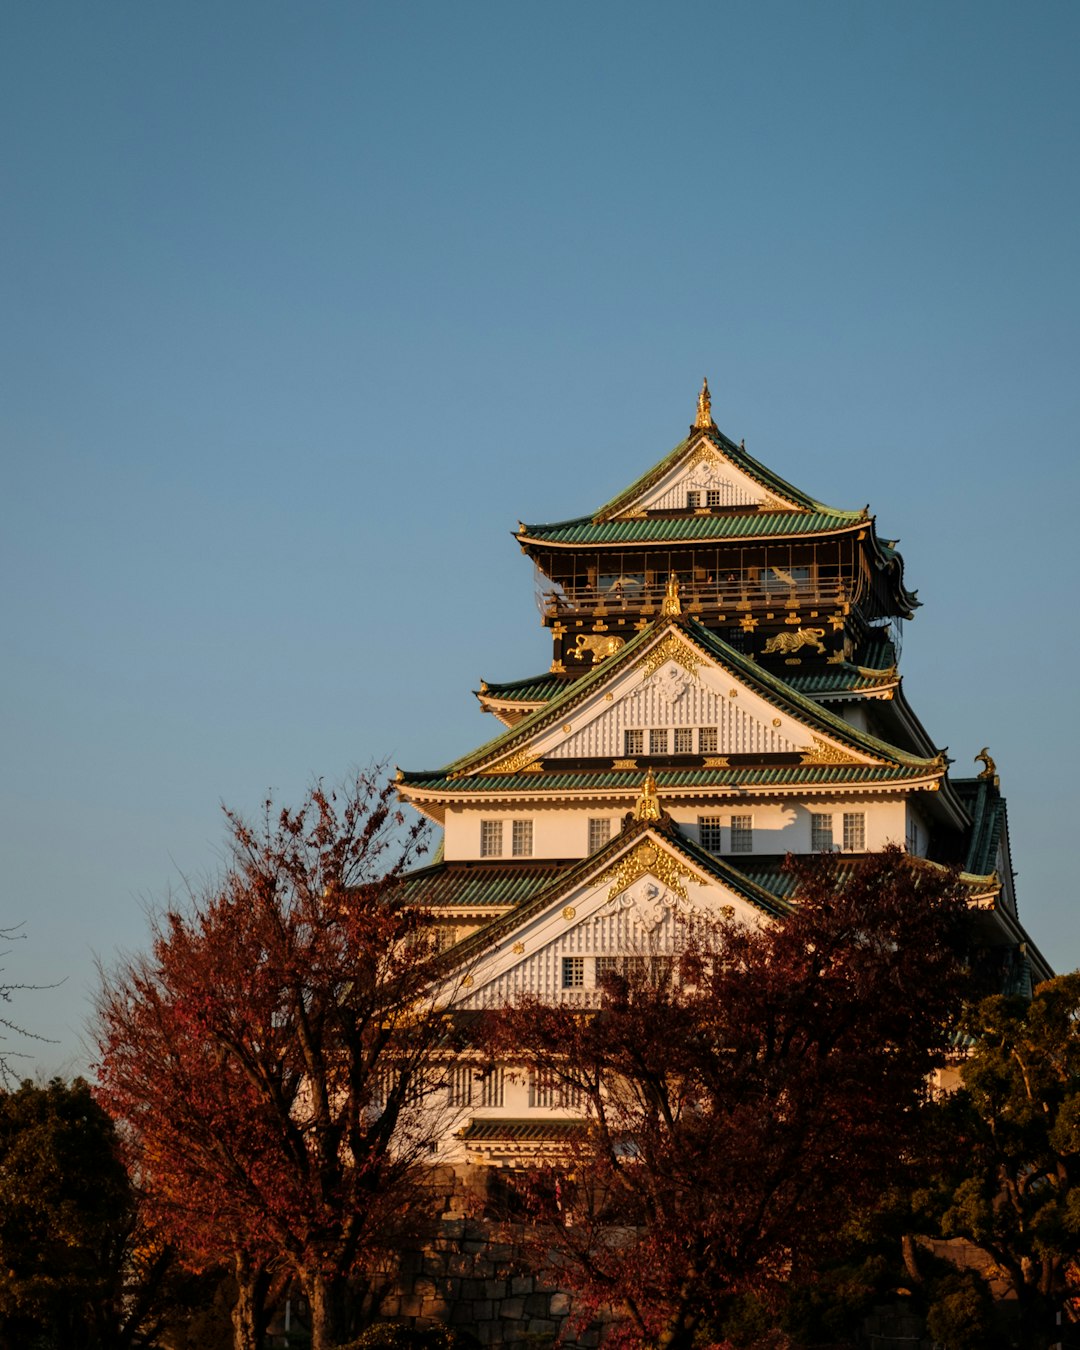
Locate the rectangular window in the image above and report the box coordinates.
[811,813,833,851]
[594,955,620,985]
[699,815,724,852]
[730,815,753,853]
[530,1071,582,1110]
[843,812,866,851]
[686,490,700,508]
[699,726,718,753]
[673,727,694,754]
[624,729,644,756]
[480,820,503,858]
[706,488,723,507]
[649,727,669,755]
[562,956,585,989]
[588,818,611,854]
[478,1065,505,1109]
[512,819,533,857]
[446,1064,474,1107]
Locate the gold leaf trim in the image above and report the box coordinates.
[480,749,544,776]
[639,632,701,679]
[800,736,860,765]
[595,840,690,903]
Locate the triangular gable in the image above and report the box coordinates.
[447,824,785,1010]
[605,431,803,517]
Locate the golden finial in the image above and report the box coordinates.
[661,573,682,616]
[694,377,716,430]
[976,747,998,782]
[633,769,663,822]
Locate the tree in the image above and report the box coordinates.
[0,923,54,1086]
[910,974,1080,1346]
[486,846,972,1350]
[96,772,453,1350]
[0,1077,172,1350]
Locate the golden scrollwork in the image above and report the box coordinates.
[562,907,576,921]
[800,736,859,765]
[512,941,525,955]
[595,840,690,903]
[976,747,997,780]
[481,748,544,776]
[639,632,701,679]
[612,758,639,771]
[702,756,729,768]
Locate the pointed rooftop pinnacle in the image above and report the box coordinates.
[633,769,663,822]
[694,376,717,430]
[661,573,682,616]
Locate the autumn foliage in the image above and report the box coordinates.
[95,772,449,1350]
[485,846,972,1349]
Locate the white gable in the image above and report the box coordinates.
[618,436,798,515]
[482,630,876,768]
[455,834,768,1010]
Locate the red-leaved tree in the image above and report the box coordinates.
[96,772,454,1350]
[486,846,972,1350]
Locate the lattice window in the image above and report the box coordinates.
[686,490,701,508]
[730,815,753,853]
[843,812,866,851]
[478,1065,505,1108]
[649,728,669,755]
[446,1064,474,1107]
[674,727,694,754]
[512,819,533,857]
[624,729,644,756]
[706,489,723,507]
[480,820,503,857]
[699,726,718,753]
[699,815,724,852]
[588,818,611,854]
[811,813,833,851]
[562,956,585,989]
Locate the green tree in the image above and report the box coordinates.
[0,1077,171,1350]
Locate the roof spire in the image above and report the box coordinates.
[694,376,716,430]
[661,572,682,616]
[633,769,663,822]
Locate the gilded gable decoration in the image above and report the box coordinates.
[645,659,695,704]
[639,633,701,679]
[595,839,690,904]
[633,770,663,822]
[480,749,544,776]
[694,376,716,430]
[800,736,860,766]
[661,574,682,616]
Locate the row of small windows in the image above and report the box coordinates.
[562,954,672,989]
[444,1064,580,1110]
[624,726,718,756]
[698,814,753,854]
[810,811,866,852]
[686,490,725,508]
[480,819,534,858]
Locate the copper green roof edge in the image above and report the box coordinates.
[443,820,789,969]
[399,765,933,792]
[591,429,862,522]
[424,624,659,779]
[395,859,574,909]
[517,509,864,546]
[679,617,938,769]
[784,667,898,695]
[477,673,563,703]
[460,1119,584,1141]
[739,856,999,901]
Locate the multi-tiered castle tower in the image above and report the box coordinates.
[396,382,1049,1167]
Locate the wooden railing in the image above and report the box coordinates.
[538,576,854,619]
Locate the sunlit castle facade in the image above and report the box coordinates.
[395,381,1050,1168]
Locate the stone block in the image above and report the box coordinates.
[527,1318,557,1335]
[501,1297,526,1320]
[549,1292,571,1316]
[485,1278,507,1300]
[462,1278,487,1299]
[472,1299,494,1320]
[414,1277,437,1298]
[525,1293,550,1317]
[511,1276,535,1296]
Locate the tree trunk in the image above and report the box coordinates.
[231,1252,265,1350]
[304,1269,333,1350]
[901,1232,923,1286]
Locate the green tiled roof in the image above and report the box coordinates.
[954,778,1008,877]
[785,667,898,696]
[518,509,864,548]
[402,616,941,788]
[400,764,935,794]
[738,855,999,902]
[395,860,574,909]
[593,430,862,522]
[478,673,563,703]
[460,1118,584,1141]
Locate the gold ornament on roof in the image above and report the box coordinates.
[661,573,682,616]
[633,769,663,822]
[481,748,543,776]
[640,632,701,679]
[976,747,998,781]
[694,377,716,430]
[800,736,860,766]
[596,838,690,903]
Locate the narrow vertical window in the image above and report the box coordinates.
[480,820,503,858]
[649,728,669,755]
[624,729,644,756]
[673,727,693,754]
[479,1065,505,1108]
[588,818,611,854]
[730,815,753,853]
[698,815,724,852]
[843,812,866,851]
[447,1064,474,1107]
[699,726,718,753]
[811,813,833,851]
[512,819,533,857]
[562,956,584,989]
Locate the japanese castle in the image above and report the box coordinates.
[396,381,1050,1167]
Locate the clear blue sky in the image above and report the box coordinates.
[2,1,1077,1079]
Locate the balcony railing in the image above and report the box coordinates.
[538,576,855,619]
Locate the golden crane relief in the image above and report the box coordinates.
[660,573,682,616]
[633,769,663,822]
[976,747,998,781]
[694,376,716,430]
